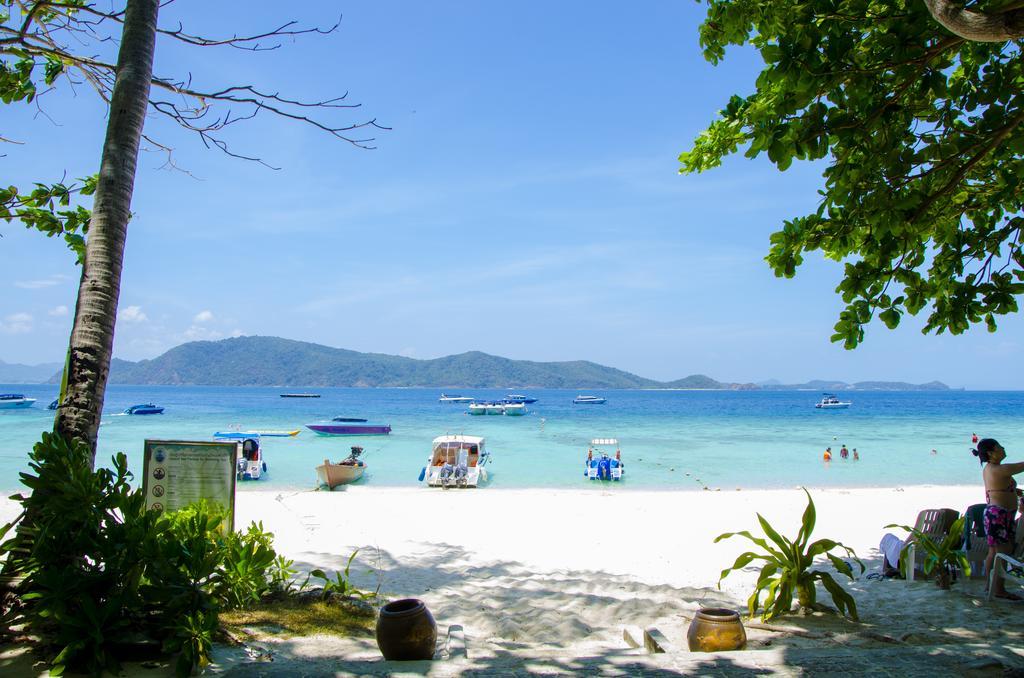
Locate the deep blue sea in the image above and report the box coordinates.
[0,385,1020,493]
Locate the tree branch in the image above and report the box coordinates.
[922,0,1024,42]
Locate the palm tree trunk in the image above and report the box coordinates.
[55,0,160,464]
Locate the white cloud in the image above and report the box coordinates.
[119,306,148,323]
[0,312,33,334]
[183,325,224,341]
[48,305,69,317]
[15,275,69,290]
[193,310,214,323]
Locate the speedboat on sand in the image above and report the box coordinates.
[585,438,624,481]
[316,446,366,489]
[419,435,490,488]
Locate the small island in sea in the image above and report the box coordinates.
[0,335,953,390]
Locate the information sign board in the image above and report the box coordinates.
[142,440,238,531]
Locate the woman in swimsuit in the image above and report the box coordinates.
[974,438,1024,599]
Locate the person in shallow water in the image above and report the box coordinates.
[840,445,849,459]
[973,438,1024,600]
[853,448,859,461]
[823,447,832,462]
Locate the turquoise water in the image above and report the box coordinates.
[0,385,1020,493]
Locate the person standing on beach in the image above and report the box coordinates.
[973,438,1024,600]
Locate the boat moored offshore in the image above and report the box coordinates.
[814,394,851,409]
[573,395,606,405]
[0,394,36,409]
[124,403,165,415]
[306,417,392,436]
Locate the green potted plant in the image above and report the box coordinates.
[886,516,970,589]
[716,488,864,621]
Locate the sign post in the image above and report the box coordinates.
[142,440,238,532]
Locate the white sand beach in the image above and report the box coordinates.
[5,484,1024,675]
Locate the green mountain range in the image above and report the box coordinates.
[25,335,953,390]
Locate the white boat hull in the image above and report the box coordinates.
[425,465,486,488]
[0,398,36,409]
[815,403,851,409]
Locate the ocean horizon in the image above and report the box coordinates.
[0,384,1019,494]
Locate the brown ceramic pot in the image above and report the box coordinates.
[686,607,746,652]
[375,598,437,660]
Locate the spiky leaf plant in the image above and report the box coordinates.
[715,488,864,621]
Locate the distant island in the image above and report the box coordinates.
[0,336,954,390]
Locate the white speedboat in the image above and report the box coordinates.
[573,395,606,404]
[419,435,490,488]
[585,438,624,481]
[439,394,474,403]
[814,394,851,409]
[235,437,268,480]
[0,394,37,409]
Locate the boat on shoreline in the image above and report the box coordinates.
[573,395,606,405]
[306,417,391,436]
[316,446,366,489]
[124,403,164,415]
[439,394,474,403]
[236,437,268,480]
[0,394,37,409]
[420,435,490,488]
[585,438,624,481]
[815,394,852,409]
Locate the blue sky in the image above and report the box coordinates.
[2,1,1021,388]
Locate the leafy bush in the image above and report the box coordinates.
[311,548,362,598]
[886,516,970,589]
[715,489,864,621]
[0,432,301,677]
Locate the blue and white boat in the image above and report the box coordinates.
[503,394,538,404]
[439,394,474,403]
[124,403,165,415]
[585,438,624,481]
[0,394,36,409]
[573,395,606,405]
[236,437,268,481]
[814,394,851,409]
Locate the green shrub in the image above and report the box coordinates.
[715,488,864,621]
[1,432,302,677]
[886,516,970,589]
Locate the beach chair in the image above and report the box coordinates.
[905,508,960,580]
[962,503,988,579]
[987,514,1024,600]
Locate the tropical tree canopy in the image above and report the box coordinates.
[680,0,1024,348]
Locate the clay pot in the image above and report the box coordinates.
[375,598,437,660]
[686,607,746,652]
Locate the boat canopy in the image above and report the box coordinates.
[591,438,618,446]
[432,434,485,447]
